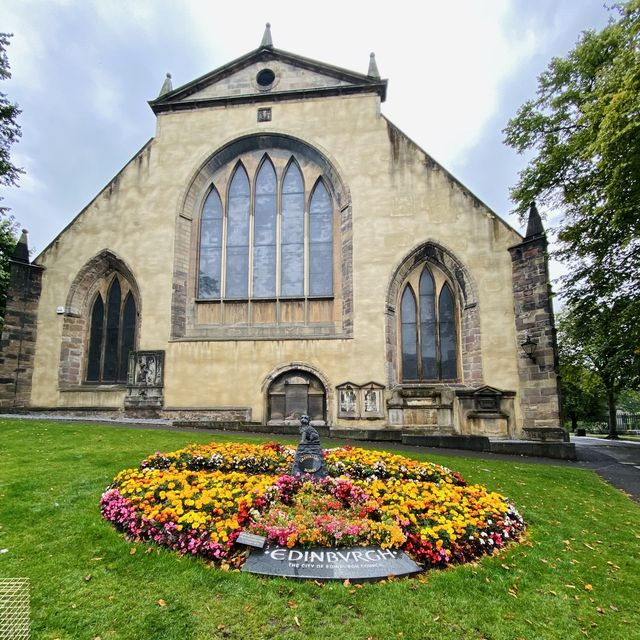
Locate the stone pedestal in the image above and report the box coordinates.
[291,443,328,479]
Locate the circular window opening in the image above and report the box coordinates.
[256,68,275,89]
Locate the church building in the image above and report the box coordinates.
[0,25,565,445]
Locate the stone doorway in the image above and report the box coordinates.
[267,370,326,424]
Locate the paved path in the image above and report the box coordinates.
[2,414,639,502]
[571,435,640,502]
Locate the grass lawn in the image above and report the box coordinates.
[1,419,639,640]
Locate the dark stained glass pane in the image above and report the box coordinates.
[281,244,304,297]
[309,181,333,296]
[226,165,250,297]
[309,242,332,296]
[86,294,104,382]
[199,188,222,298]
[118,293,136,382]
[281,162,304,297]
[253,245,276,297]
[103,278,121,382]
[253,159,277,297]
[226,246,249,298]
[419,268,437,379]
[199,248,222,298]
[439,284,457,379]
[401,287,418,380]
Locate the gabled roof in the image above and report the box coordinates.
[149,45,387,114]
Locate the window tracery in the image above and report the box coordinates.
[197,152,334,303]
[400,265,459,382]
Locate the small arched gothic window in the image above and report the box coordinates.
[86,275,137,383]
[197,153,334,301]
[400,265,458,381]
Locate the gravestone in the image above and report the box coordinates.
[291,414,328,479]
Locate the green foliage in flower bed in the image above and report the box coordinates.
[1,419,639,640]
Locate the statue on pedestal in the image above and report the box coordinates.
[291,414,327,479]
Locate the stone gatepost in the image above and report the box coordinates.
[509,204,565,441]
[0,230,44,407]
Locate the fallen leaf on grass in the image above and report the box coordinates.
[584,584,593,592]
[548,590,557,596]
[91,557,103,561]
[294,616,300,627]
[287,601,297,609]
[583,543,595,550]
[157,599,167,608]
[217,624,225,630]
[596,607,605,615]
[129,547,137,555]
[432,616,440,622]
[610,605,619,612]
[343,579,350,587]
[83,575,92,582]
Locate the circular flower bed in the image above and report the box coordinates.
[101,442,525,569]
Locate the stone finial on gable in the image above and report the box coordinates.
[261,22,273,48]
[368,52,380,78]
[12,229,30,264]
[525,201,545,239]
[158,73,173,97]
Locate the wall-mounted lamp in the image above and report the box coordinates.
[520,334,538,362]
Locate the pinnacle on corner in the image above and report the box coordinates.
[12,229,30,264]
[261,22,273,48]
[368,52,380,78]
[158,72,173,97]
[525,201,545,239]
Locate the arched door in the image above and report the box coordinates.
[267,370,326,423]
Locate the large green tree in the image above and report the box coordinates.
[504,1,640,305]
[559,300,639,438]
[557,316,606,431]
[0,33,21,322]
[504,2,640,435]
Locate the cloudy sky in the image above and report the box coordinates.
[3,0,610,276]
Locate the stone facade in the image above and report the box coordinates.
[0,36,563,441]
[509,204,564,440]
[0,232,44,407]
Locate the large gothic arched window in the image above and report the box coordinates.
[197,153,334,301]
[86,274,137,383]
[400,265,458,382]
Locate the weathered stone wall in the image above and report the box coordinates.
[509,235,562,433]
[28,86,525,429]
[0,260,43,407]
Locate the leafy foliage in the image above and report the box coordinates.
[0,33,21,322]
[558,301,640,437]
[504,1,640,305]
[0,33,23,210]
[558,317,606,430]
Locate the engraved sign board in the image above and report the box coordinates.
[236,532,267,548]
[243,545,422,581]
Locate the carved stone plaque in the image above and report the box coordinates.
[285,383,308,417]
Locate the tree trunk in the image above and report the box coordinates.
[606,388,618,439]
[571,414,578,432]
